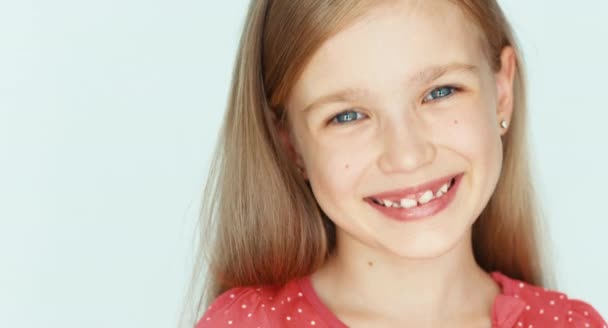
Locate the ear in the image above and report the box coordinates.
[275,119,308,180]
[495,46,517,136]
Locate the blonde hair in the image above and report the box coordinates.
[180,0,554,325]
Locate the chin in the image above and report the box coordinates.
[380,228,471,260]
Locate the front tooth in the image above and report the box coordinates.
[418,190,434,204]
[400,198,417,208]
[384,200,393,207]
[439,183,449,193]
[435,190,444,198]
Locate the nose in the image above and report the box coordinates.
[377,114,436,174]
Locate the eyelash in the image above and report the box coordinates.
[328,85,461,125]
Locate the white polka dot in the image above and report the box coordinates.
[298,292,303,297]
[261,303,265,307]
[271,307,276,311]
[206,317,210,321]
[528,325,533,328]
[519,282,525,288]
[515,294,520,298]
[517,322,522,327]
[298,308,303,313]
[535,292,540,296]
[281,301,284,304]
[230,294,235,299]
[584,311,589,316]
[248,313,252,317]
[549,300,555,305]
[539,309,544,314]
[525,305,531,311]
[286,316,291,321]
[242,304,247,309]
[554,316,559,321]
[568,317,573,322]
[311,320,316,326]
[585,323,590,327]
[228,320,233,325]
[559,295,565,299]
[568,310,573,315]
[287,297,291,302]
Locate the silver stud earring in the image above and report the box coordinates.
[500,120,508,129]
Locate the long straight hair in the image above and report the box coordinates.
[180,0,554,326]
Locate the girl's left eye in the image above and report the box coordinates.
[423,86,460,103]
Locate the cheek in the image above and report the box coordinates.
[303,135,371,200]
[445,100,504,198]
[451,117,498,159]
[439,94,501,159]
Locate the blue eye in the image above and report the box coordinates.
[423,86,459,103]
[330,110,366,125]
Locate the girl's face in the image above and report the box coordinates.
[282,0,515,259]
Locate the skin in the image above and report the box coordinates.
[278,0,516,326]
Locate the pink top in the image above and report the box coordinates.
[197,271,607,327]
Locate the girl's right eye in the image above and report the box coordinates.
[330,110,367,125]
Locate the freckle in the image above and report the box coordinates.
[453,120,459,125]
[368,261,373,266]
[345,164,349,169]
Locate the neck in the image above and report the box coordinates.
[311,228,500,325]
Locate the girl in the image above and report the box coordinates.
[189,0,607,327]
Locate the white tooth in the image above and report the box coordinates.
[440,183,449,193]
[418,190,434,204]
[435,190,444,198]
[392,202,400,208]
[384,200,393,207]
[400,198,417,208]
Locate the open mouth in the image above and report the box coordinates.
[369,175,458,209]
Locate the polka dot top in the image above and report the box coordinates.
[196,271,607,327]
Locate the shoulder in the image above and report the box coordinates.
[196,276,326,328]
[195,285,269,327]
[492,271,607,327]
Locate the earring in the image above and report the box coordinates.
[500,120,508,129]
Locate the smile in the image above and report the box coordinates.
[371,177,456,209]
[365,173,464,222]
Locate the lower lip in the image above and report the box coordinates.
[366,173,463,223]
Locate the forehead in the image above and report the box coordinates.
[287,0,487,110]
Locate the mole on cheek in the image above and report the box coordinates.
[368,261,373,266]
[345,164,349,169]
[453,120,459,125]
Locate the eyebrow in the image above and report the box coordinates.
[301,62,478,113]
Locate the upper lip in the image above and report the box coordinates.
[366,173,461,201]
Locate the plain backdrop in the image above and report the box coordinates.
[0,0,606,327]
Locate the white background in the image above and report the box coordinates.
[0,0,606,327]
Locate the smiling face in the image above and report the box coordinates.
[281,0,515,259]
